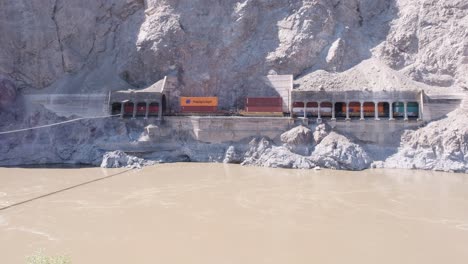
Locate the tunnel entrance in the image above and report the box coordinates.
[335,102,345,119]
[111,103,121,115]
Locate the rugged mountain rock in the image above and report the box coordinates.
[0,0,467,172]
[385,109,468,173]
[1,0,466,99]
[0,77,16,109]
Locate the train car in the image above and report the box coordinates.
[148,104,160,113]
[292,102,333,117]
[135,103,148,116]
[393,102,419,118]
[123,102,134,116]
[241,97,283,116]
[343,103,360,117]
[123,102,160,117]
[180,97,218,114]
[292,102,306,116]
[319,102,333,117]
[341,103,385,117]
[363,103,385,117]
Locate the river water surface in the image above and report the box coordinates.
[1,164,468,263]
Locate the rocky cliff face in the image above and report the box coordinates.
[384,109,468,173]
[0,0,467,172]
[1,0,466,103]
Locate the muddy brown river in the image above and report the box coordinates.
[0,164,468,263]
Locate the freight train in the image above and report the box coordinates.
[292,102,333,117]
[178,97,285,116]
[240,97,283,117]
[180,97,218,114]
[393,102,419,118]
[291,102,419,119]
[175,97,419,119]
[122,102,159,117]
[345,103,385,117]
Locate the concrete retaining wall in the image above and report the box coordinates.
[330,120,422,146]
[163,116,295,143]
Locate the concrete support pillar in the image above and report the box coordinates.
[389,102,394,120]
[144,101,150,119]
[158,100,163,120]
[120,101,125,118]
[404,101,408,121]
[132,102,137,119]
[317,102,322,122]
[360,101,364,120]
[374,102,380,120]
[417,102,423,121]
[303,102,307,119]
[331,102,336,121]
[418,91,424,121]
[345,102,350,121]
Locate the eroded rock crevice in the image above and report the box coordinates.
[52,0,66,72]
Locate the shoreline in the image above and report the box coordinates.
[0,107,466,174]
[0,160,465,174]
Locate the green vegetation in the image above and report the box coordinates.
[26,249,71,264]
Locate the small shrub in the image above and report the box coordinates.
[26,249,71,264]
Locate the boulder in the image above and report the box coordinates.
[100,150,155,169]
[280,125,313,155]
[223,146,242,164]
[311,132,372,170]
[313,123,331,144]
[241,137,315,169]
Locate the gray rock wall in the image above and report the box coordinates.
[1,0,466,99]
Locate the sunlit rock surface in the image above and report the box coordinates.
[0,0,467,172]
[385,109,468,173]
[311,132,372,171]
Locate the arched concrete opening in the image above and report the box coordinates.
[306,102,318,117]
[136,102,147,117]
[393,102,405,120]
[349,102,361,119]
[148,102,160,117]
[123,102,134,117]
[363,102,375,117]
[111,103,121,115]
[379,102,390,118]
[292,102,305,117]
[320,102,333,118]
[407,102,419,119]
[334,102,346,120]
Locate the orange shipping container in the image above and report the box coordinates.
[180,97,218,107]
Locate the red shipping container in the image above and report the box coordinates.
[181,106,218,113]
[148,106,159,113]
[246,106,283,112]
[246,97,282,107]
[124,105,134,114]
[293,102,305,107]
[136,104,146,114]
